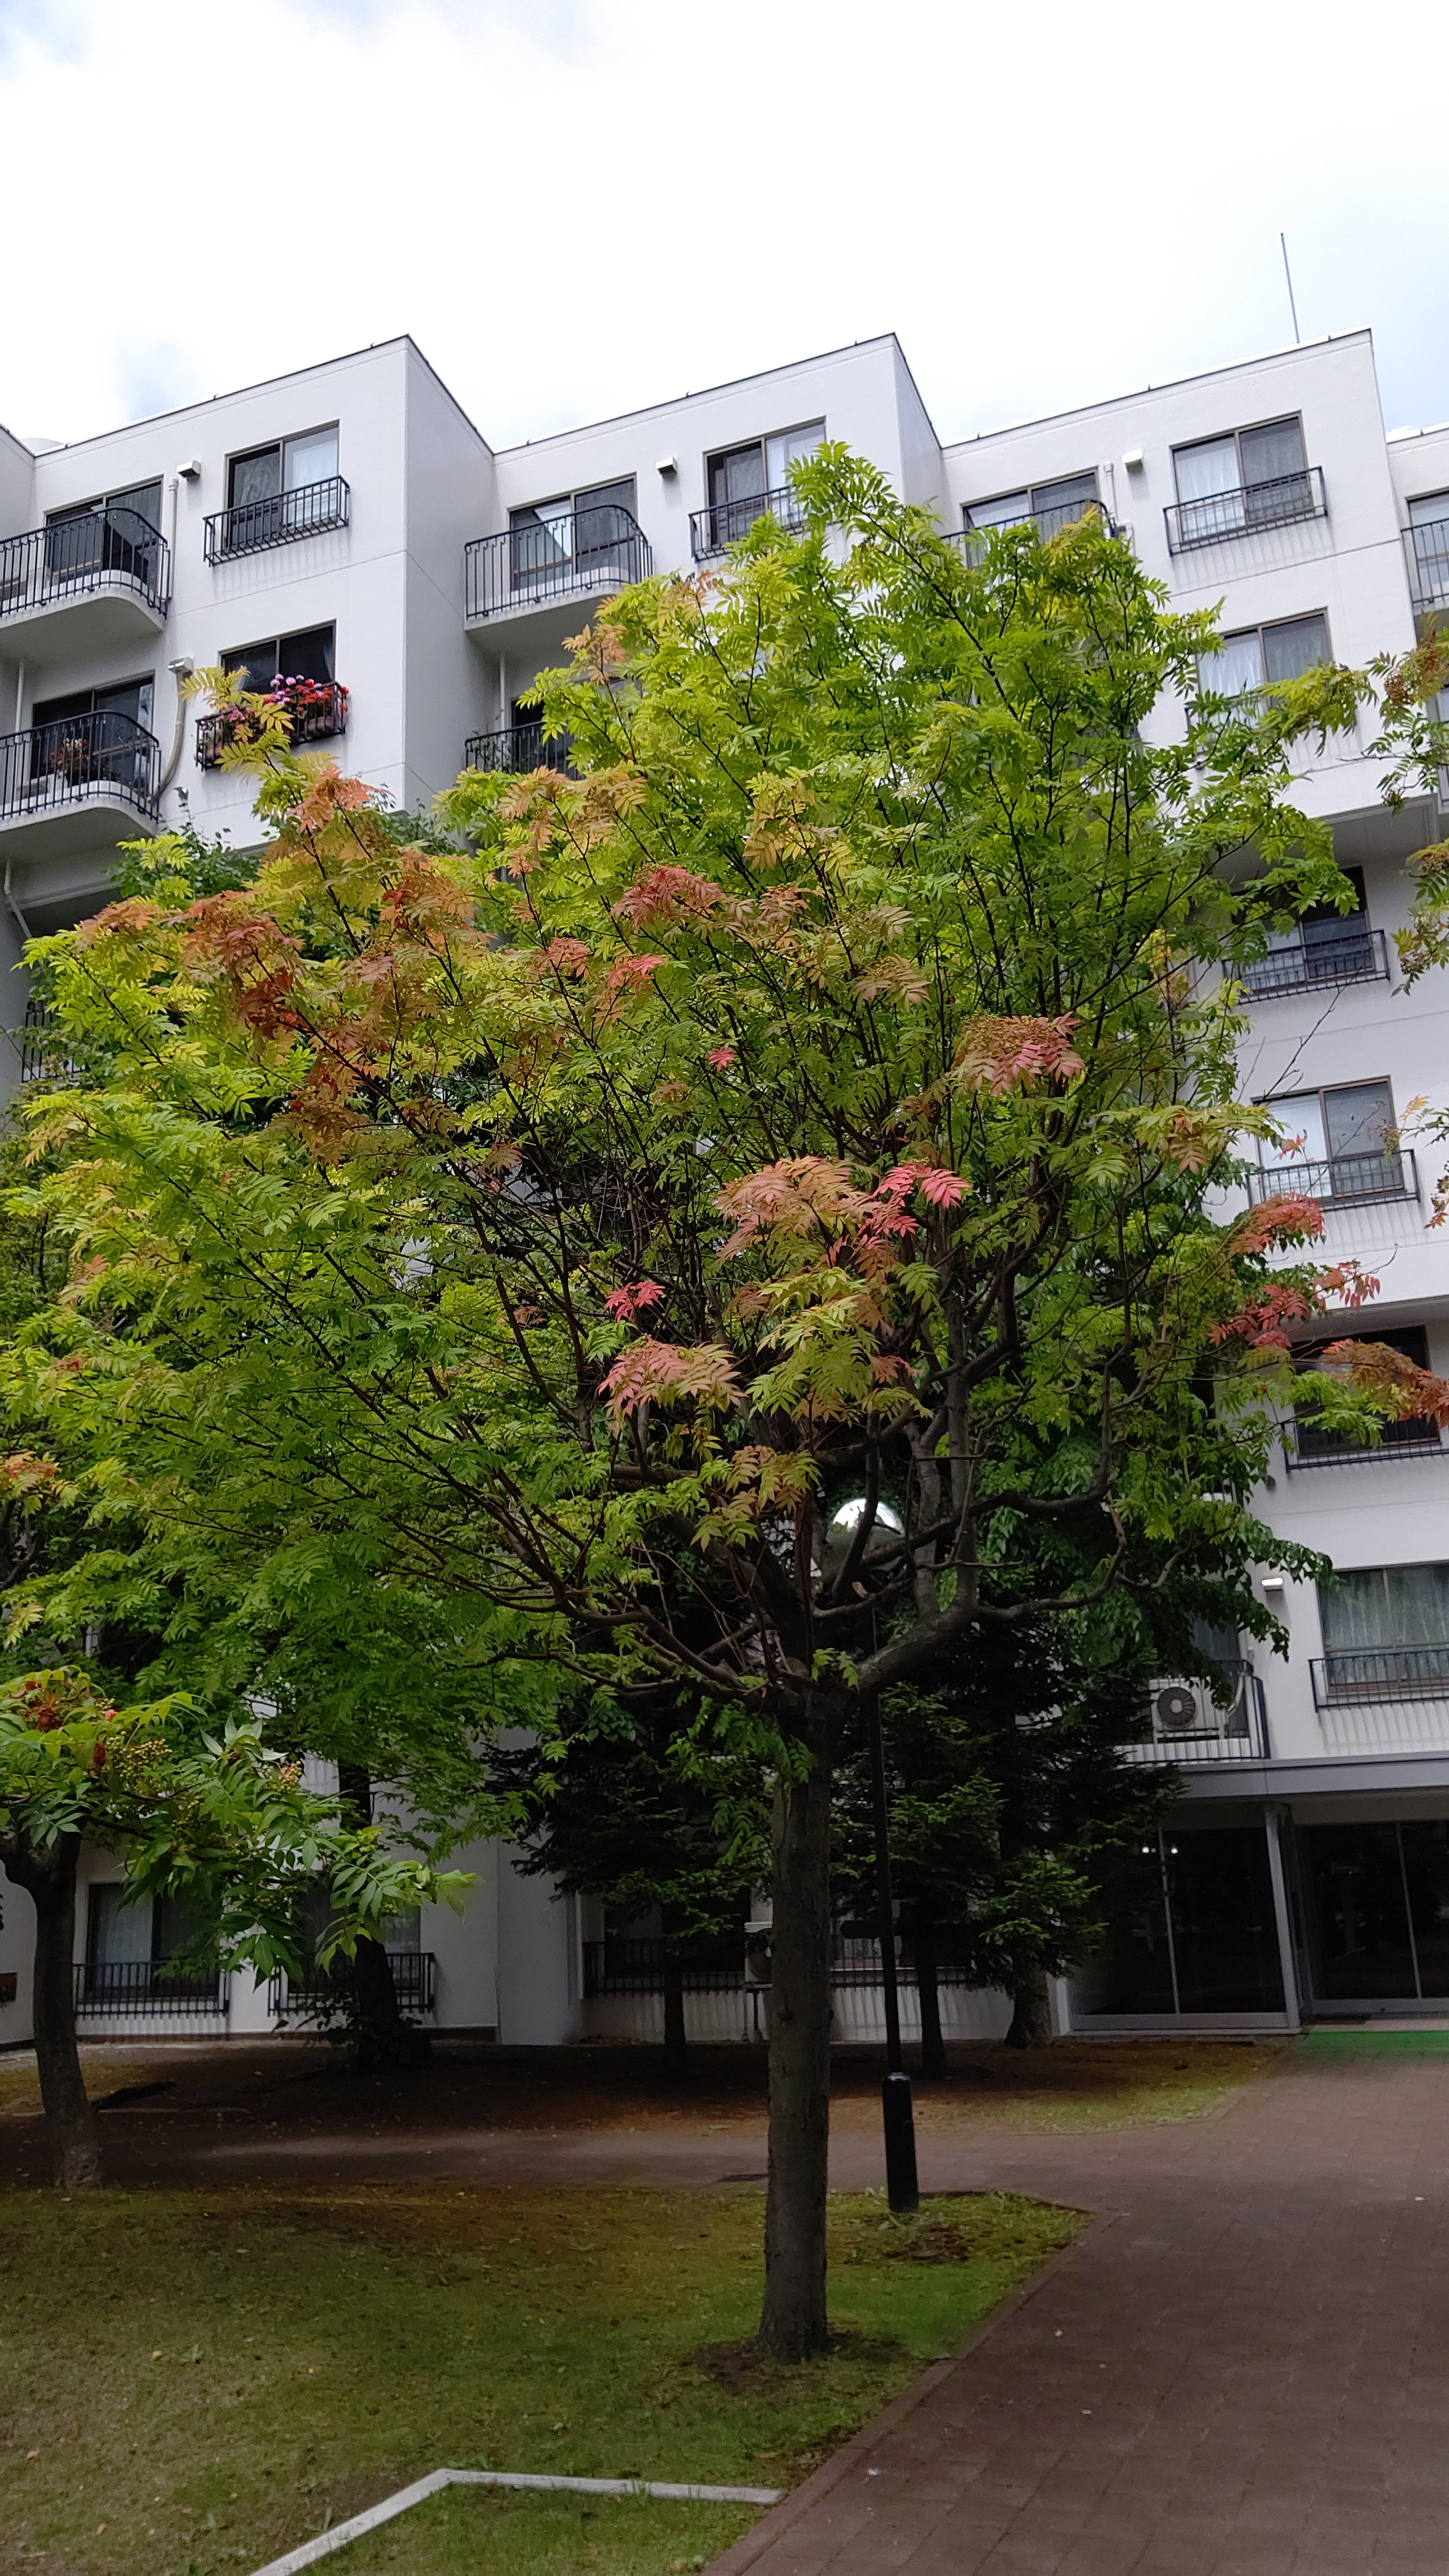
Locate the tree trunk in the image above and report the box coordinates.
[337,1767,429,2070]
[914,1907,950,2082]
[0,1831,100,2189]
[659,1937,689,2083]
[1004,1968,1051,2049]
[758,1760,833,2361]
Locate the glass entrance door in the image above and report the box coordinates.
[1298,1819,1449,2004]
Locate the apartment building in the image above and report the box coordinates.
[1,321,1446,2051]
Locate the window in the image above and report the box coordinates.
[707,422,824,519]
[33,677,153,733]
[1202,610,1330,700]
[1300,1820,1449,2002]
[227,426,338,513]
[1169,418,1319,547]
[1245,866,1381,997]
[42,479,164,583]
[509,477,640,586]
[1292,1326,1442,1466]
[963,470,1100,540]
[82,1882,217,2003]
[220,624,334,696]
[209,429,348,562]
[1318,1563,1449,1678]
[1259,1076,1400,1198]
[1407,489,1449,606]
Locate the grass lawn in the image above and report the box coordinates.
[0,2180,1084,2576]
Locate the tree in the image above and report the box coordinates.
[498,1693,767,2080]
[12,465,1448,2350]
[0,1666,464,2188]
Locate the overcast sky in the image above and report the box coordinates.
[2,0,1446,457]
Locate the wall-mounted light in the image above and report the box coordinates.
[656,455,678,477]
[1121,447,1145,473]
[177,458,202,481]
[1261,1574,1286,1597]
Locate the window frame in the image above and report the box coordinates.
[1200,607,1333,700]
[961,468,1101,537]
[1172,413,1307,503]
[226,424,341,512]
[1255,1072,1403,1202]
[218,622,337,694]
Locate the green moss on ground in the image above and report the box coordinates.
[0,2184,1082,2576]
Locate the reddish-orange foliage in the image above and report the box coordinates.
[1320,1339,1449,1426]
[529,937,591,982]
[953,1014,1084,1092]
[604,1281,665,1321]
[1230,1194,1324,1255]
[880,1162,969,1209]
[613,866,724,931]
[599,1337,740,1426]
[707,1045,738,1070]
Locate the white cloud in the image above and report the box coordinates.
[3,0,1445,454]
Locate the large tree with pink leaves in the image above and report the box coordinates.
[13,453,1448,2345]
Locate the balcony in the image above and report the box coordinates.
[1122,1664,1269,1766]
[464,505,652,628]
[0,509,170,659]
[203,475,351,565]
[1241,928,1390,1002]
[1404,516,1449,615]
[689,484,809,560]
[1164,466,1327,554]
[463,720,572,776]
[195,680,349,770]
[272,1949,436,2020]
[1312,1648,1449,1754]
[0,711,161,869]
[1245,1149,1419,1213]
[1284,1413,1446,1472]
[581,1932,973,1998]
[75,1960,224,2020]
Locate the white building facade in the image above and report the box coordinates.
[1,324,1447,2049]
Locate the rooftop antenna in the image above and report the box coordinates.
[1280,232,1301,345]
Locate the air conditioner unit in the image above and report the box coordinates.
[1151,1681,1218,1738]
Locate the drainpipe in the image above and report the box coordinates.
[6,659,32,953]
[157,656,195,797]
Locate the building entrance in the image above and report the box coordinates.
[1297,1820,1449,2007]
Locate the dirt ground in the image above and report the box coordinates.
[0,2033,1281,2190]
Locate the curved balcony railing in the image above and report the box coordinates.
[1245,1149,1418,1210]
[1312,1646,1449,1708]
[203,475,351,565]
[1165,466,1326,553]
[272,1949,436,2019]
[195,680,348,770]
[75,1959,224,2018]
[463,720,572,776]
[0,710,161,826]
[1404,516,1449,613]
[0,507,170,625]
[689,482,809,560]
[464,505,651,622]
[1242,928,1388,1000]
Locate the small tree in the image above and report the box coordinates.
[0,1667,464,2188]
[499,1695,767,2080]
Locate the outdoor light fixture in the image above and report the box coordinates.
[656,456,678,476]
[834,1497,919,2216]
[1261,1574,1286,1596]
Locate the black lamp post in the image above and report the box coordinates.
[863,1683,919,2213]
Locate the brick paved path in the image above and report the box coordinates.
[713,2051,1449,2576]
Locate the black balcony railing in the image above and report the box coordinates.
[1245,1149,1418,1211]
[75,1959,224,2018]
[273,1949,436,2020]
[463,721,572,776]
[1242,928,1389,1000]
[464,505,652,622]
[17,997,77,1085]
[1312,1647,1449,1708]
[1284,1414,1446,1471]
[1123,1664,1269,1763]
[689,483,809,560]
[203,476,351,565]
[1404,517,1449,613]
[955,498,1118,564]
[583,1938,746,1999]
[0,507,170,625]
[195,680,349,770]
[0,710,161,827]
[1164,466,1327,553]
